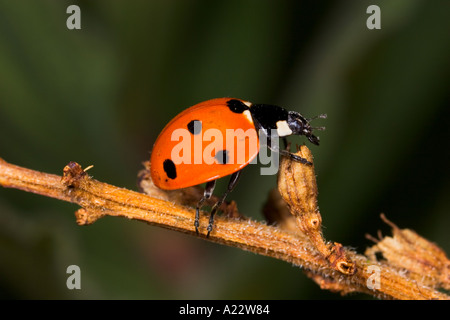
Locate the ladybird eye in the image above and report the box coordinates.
[187,120,202,135]
[226,99,248,114]
[163,159,177,179]
[215,150,229,165]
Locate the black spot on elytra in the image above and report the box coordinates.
[187,120,202,135]
[227,99,249,114]
[215,150,229,165]
[163,159,177,179]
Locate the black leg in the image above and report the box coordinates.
[266,135,312,165]
[206,170,242,237]
[195,180,216,235]
[278,149,312,165]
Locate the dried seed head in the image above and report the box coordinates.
[277,146,318,215]
[277,146,356,275]
[366,214,450,290]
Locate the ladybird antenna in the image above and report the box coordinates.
[308,113,327,131]
[308,113,327,121]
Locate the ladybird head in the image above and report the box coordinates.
[287,111,327,146]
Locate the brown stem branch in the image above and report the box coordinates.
[0,156,448,300]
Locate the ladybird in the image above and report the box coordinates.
[150,98,326,236]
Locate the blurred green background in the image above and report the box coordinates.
[0,0,449,299]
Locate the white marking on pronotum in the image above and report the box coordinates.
[243,109,253,123]
[242,100,252,107]
[276,120,293,137]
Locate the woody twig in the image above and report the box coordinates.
[0,151,448,300]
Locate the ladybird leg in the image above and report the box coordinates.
[206,170,242,237]
[279,149,313,165]
[195,180,216,235]
[266,135,313,165]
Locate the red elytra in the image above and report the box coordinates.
[150,98,258,190]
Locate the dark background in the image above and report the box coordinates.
[0,0,448,299]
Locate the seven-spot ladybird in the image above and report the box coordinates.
[150,98,326,236]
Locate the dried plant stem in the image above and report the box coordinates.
[0,157,448,300]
